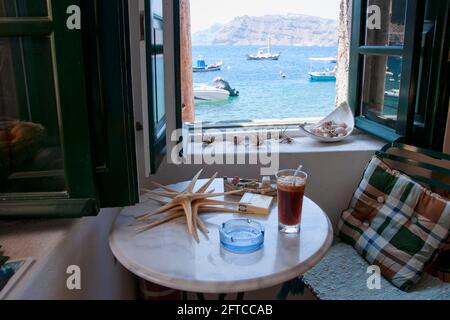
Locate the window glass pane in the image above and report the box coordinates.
[365,0,406,46]
[361,55,403,128]
[0,0,48,17]
[155,53,165,124]
[0,36,66,193]
[152,17,165,127]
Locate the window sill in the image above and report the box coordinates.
[184,116,324,130]
[183,130,386,157]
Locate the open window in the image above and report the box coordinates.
[349,0,450,149]
[176,0,341,127]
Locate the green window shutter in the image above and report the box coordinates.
[0,0,140,216]
[349,0,450,150]
[0,0,99,217]
[82,0,139,208]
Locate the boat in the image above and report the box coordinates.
[192,58,223,72]
[385,88,400,98]
[211,77,239,97]
[384,88,400,108]
[309,57,337,63]
[194,84,230,102]
[246,37,281,60]
[308,66,337,81]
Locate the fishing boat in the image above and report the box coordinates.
[246,37,281,60]
[309,57,337,63]
[192,58,223,73]
[194,84,230,102]
[308,66,337,81]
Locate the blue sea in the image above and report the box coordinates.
[192,46,338,123]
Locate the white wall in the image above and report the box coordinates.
[3,208,137,300]
[144,135,384,227]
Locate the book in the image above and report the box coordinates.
[238,193,274,215]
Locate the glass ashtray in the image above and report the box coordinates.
[219,219,265,253]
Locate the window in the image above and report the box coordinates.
[180,0,341,126]
[349,0,450,150]
[0,0,138,218]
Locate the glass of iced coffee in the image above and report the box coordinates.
[276,169,308,234]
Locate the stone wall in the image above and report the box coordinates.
[335,0,352,107]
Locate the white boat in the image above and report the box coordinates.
[308,66,337,81]
[246,37,281,60]
[309,57,337,63]
[385,88,400,98]
[194,84,230,102]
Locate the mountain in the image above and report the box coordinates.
[192,14,338,46]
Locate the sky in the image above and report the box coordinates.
[190,0,341,32]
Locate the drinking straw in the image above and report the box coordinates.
[293,164,303,186]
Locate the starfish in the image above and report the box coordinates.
[135,170,245,242]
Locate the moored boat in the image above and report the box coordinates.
[194,84,230,102]
[384,88,400,108]
[308,66,337,82]
[192,59,223,72]
[246,37,280,60]
[309,57,337,63]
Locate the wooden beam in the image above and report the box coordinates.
[179,0,195,123]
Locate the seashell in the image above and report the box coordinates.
[299,102,354,143]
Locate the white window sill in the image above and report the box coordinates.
[183,131,386,157]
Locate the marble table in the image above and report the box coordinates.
[109,179,333,294]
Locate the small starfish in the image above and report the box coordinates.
[135,170,245,242]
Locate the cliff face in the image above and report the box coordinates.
[192,14,338,46]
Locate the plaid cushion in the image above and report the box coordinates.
[338,156,450,291]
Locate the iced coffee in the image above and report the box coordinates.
[276,170,308,234]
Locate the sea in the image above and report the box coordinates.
[192,45,338,123]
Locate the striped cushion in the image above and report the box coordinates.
[338,156,450,291]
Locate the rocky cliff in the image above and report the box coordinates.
[192,14,338,46]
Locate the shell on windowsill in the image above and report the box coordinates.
[299,102,354,143]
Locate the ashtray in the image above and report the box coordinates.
[219,219,265,253]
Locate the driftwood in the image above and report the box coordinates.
[223,177,277,197]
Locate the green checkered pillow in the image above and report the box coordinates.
[338,156,450,291]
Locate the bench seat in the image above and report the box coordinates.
[302,242,450,300]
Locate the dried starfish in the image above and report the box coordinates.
[135,170,245,242]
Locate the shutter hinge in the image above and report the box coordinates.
[140,11,145,41]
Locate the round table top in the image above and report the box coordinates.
[109,179,333,294]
